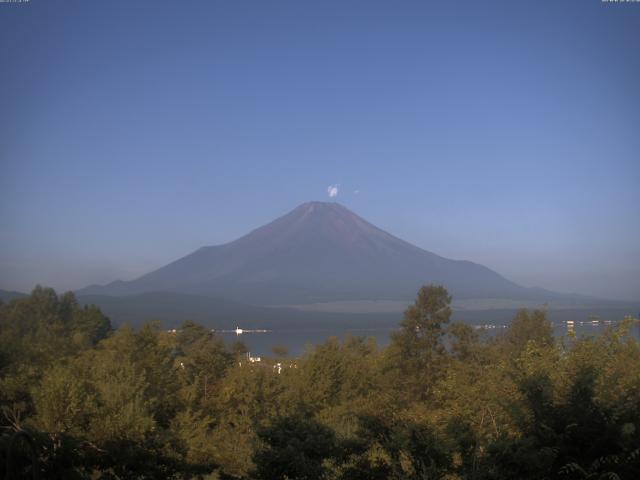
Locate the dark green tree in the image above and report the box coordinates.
[387,284,452,399]
[502,308,554,355]
[253,413,339,480]
[340,415,452,480]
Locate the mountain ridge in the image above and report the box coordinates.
[76,202,581,304]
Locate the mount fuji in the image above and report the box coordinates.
[77,202,571,306]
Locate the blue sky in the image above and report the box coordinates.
[1,0,639,300]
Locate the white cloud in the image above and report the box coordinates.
[327,184,339,198]
[354,190,360,195]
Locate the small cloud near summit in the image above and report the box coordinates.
[327,184,339,198]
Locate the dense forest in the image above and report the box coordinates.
[1,285,639,479]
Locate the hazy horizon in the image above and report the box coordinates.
[2,1,639,301]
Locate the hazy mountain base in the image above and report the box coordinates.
[272,298,638,313]
[0,289,27,302]
[1,286,639,479]
[77,291,639,330]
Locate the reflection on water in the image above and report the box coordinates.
[218,319,640,357]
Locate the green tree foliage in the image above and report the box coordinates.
[502,307,554,354]
[0,286,111,370]
[0,287,112,440]
[252,413,339,480]
[173,320,234,409]
[1,286,639,479]
[387,284,452,399]
[340,415,451,480]
[32,364,95,435]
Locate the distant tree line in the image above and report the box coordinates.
[1,285,639,479]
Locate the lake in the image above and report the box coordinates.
[219,318,640,357]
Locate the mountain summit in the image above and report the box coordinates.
[78,202,556,304]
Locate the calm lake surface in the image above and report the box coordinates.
[219,320,640,357]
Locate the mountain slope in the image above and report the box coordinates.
[0,289,28,302]
[77,202,568,304]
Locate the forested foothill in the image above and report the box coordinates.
[1,285,639,479]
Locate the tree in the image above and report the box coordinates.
[447,322,479,361]
[387,284,452,399]
[33,364,94,435]
[340,415,452,480]
[253,413,339,480]
[502,308,554,355]
[174,321,233,409]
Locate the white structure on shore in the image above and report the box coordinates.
[247,352,261,363]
